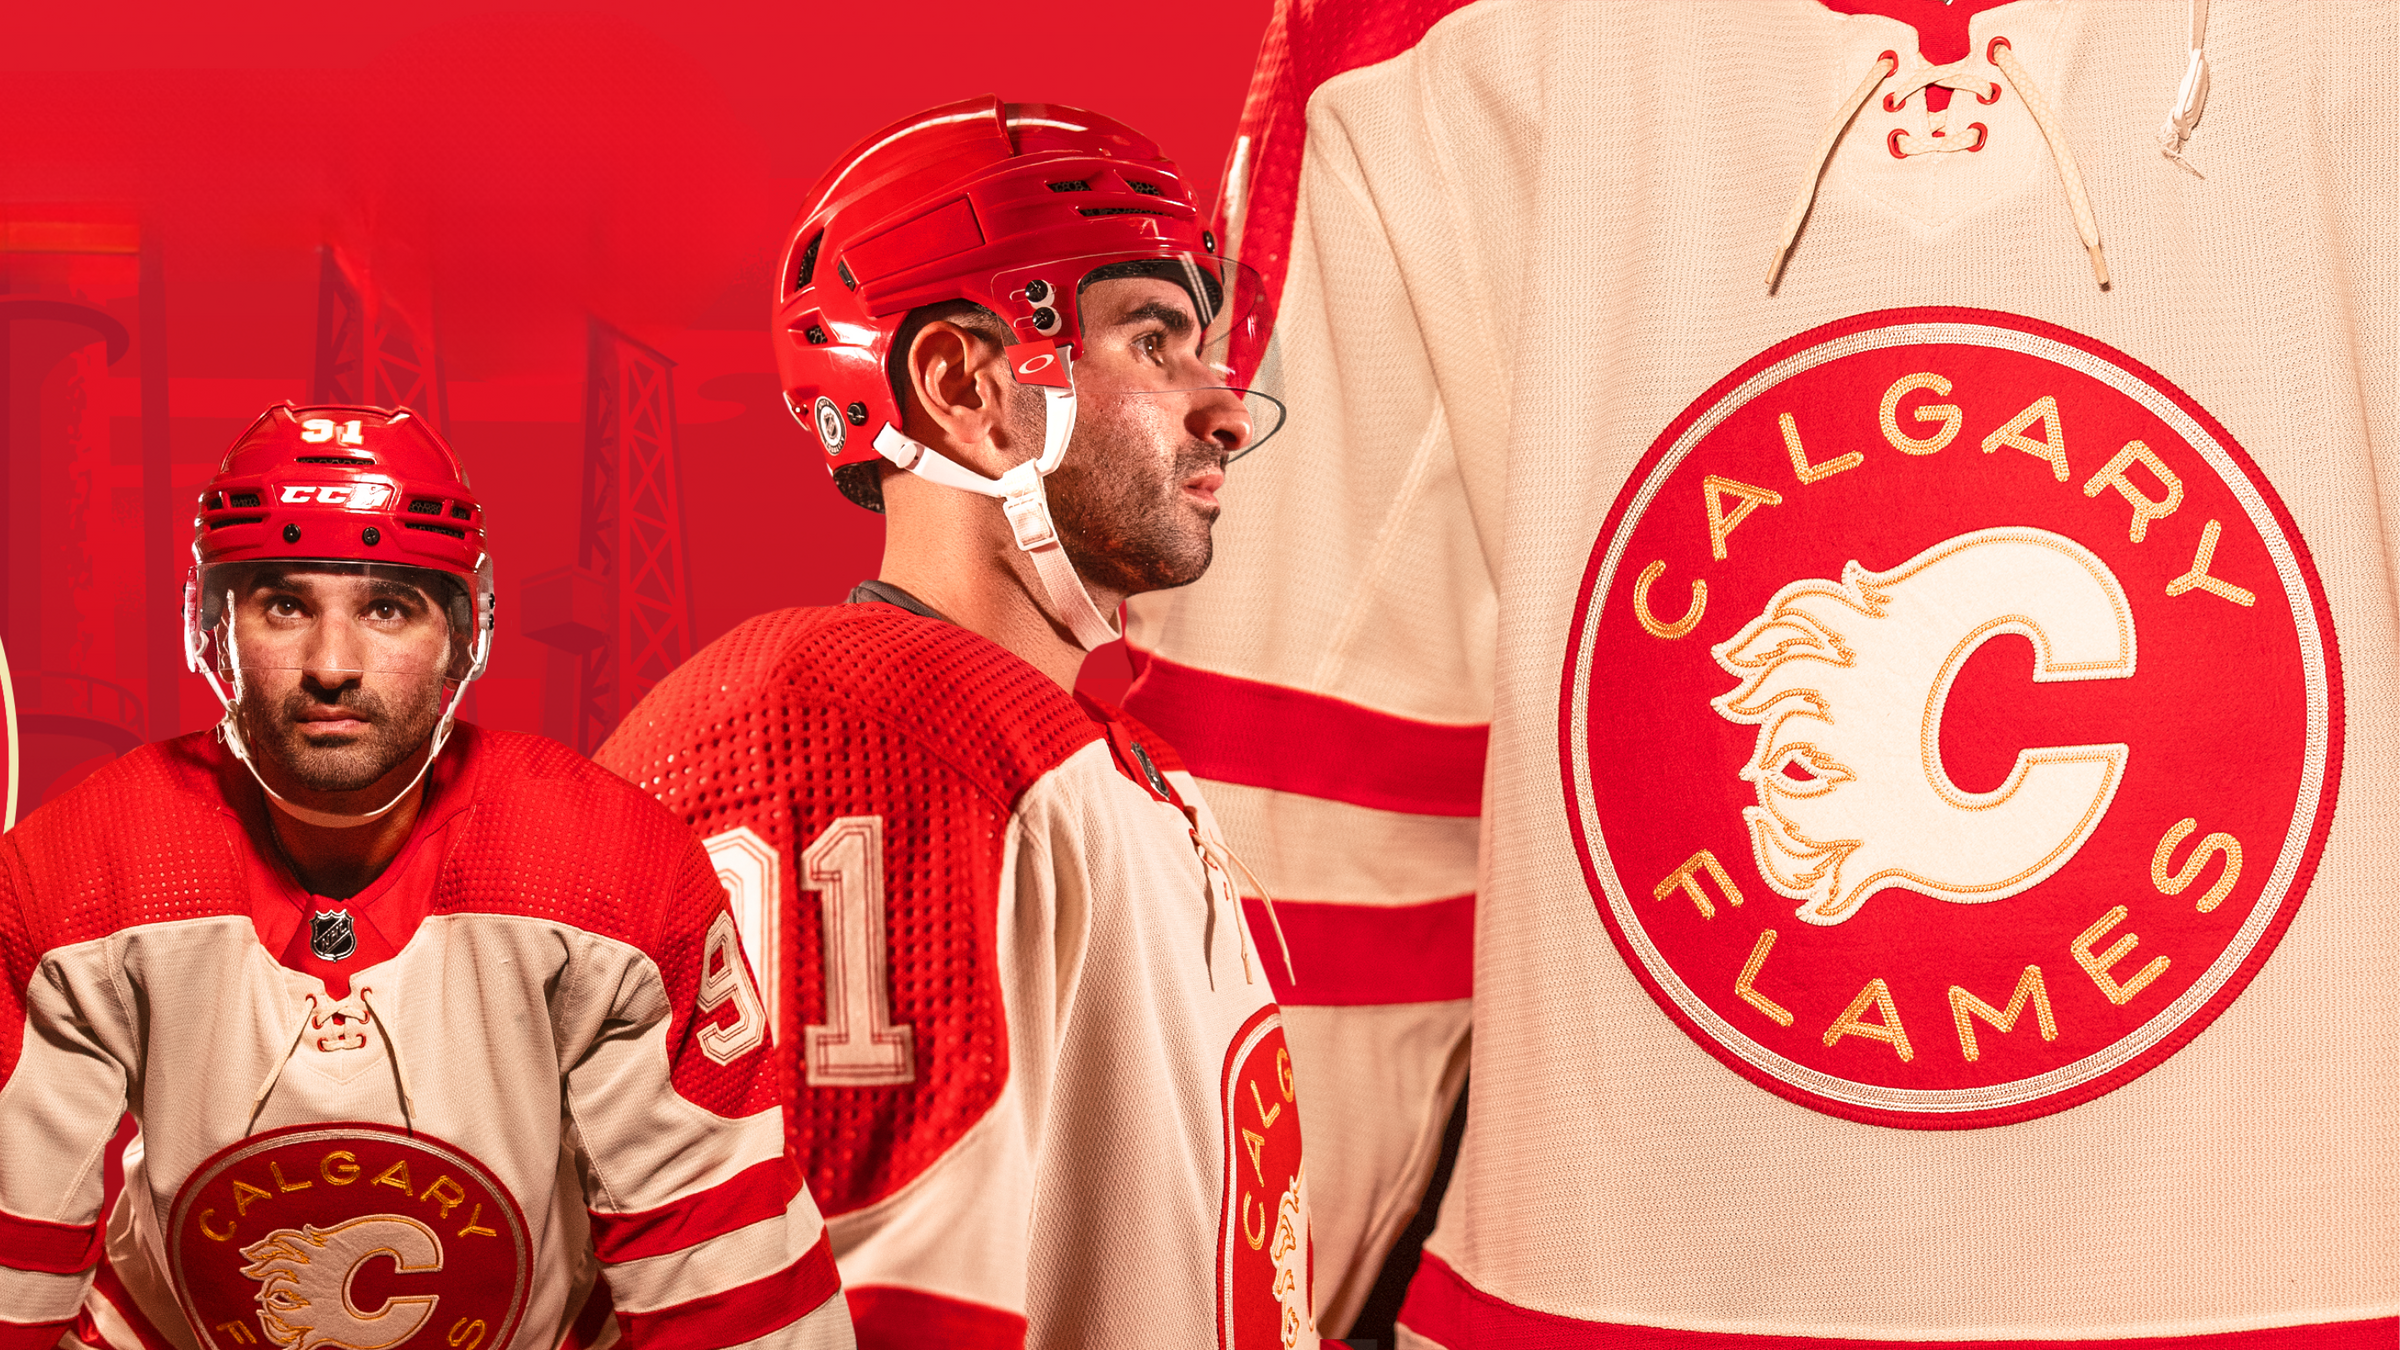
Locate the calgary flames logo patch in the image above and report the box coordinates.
[1217,1007,1313,1349]
[169,1124,530,1350]
[1560,308,2341,1128]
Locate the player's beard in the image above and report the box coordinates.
[1046,400,1226,596]
[240,670,445,795]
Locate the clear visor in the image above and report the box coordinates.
[1008,253,1287,458]
[203,561,468,679]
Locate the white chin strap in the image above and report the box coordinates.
[873,365,1122,651]
[194,589,488,831]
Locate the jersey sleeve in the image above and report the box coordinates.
[1119,4,1503,1330]
[0,840,126,1347]
[567,836,853,1350]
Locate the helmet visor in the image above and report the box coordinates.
[1018,253,1287,456]
[204,561,467,679]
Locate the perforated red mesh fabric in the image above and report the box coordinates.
[598,605,1104,1216]
[429,727,777,1120]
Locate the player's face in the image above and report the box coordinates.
[1045,276,1254,595]
[227,567,454,795]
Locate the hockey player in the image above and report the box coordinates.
[0,404,854,1349]
[595,98,1316,1349]
[1126,0,2394,1344]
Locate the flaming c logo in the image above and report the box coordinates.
[170,1125,529,1350]
[1561,309,2340,1128]
[1710,528,2133,926]
[240,1217,443,1350]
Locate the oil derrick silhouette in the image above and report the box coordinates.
[525,321,693,754]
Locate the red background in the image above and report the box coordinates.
[1,0,1272,809]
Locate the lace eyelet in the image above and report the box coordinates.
[1977,81,2003,105]
[1883,90,1909,113]
[1986,35,2013,61]
[1966,122,1990,151]
[1887,127,1911,159]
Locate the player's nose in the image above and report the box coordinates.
[1189,384,1252,456]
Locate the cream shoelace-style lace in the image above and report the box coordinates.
[1767,34,2111,291]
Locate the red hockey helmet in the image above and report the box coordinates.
[182,403,496,823]
[772,95,1274,506]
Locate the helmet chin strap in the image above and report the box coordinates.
[205,590,485,831]
[872,366,1122,651]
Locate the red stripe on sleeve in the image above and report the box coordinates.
[0,1206,100,1276]
[845,1286,1027,1350]
[588,1156,799,1264]
[0,1320,71,1350]
[1244,895,1473,1006]
[81,1253,176,1350]
[1124,653,1487,817]
[609,1230,842,1350]
[1402,1252,2399,1348]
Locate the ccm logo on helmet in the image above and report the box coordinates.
[279,483,393,509]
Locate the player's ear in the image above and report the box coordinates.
[904,321,1019,476]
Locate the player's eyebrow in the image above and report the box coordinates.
[1113,299,1195,336]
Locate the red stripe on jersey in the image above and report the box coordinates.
[0,1320,72,1350]
[1243,895,1472,1005]
[0,1206,99,1275]
[1402,1253,2398,1348]
[846,1285,1027,1349]
[588,1156,799,1263]
[609,1230,841,1349]
[79,1255,177,1350]
[1124,652,1488,816]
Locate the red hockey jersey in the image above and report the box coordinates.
[597,603,1316,1350]
[0,726,852,1350]
[1127,0,2394,1344]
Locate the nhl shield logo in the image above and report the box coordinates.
[310,910,357,961]
[1559,308,2341,1129]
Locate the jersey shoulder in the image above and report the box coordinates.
[2,733,249,954]
[603,604,1103,812]
[431,725,716,951]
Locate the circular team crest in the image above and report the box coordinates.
[1559,308,2341,1129]
[168,1123,531,1350]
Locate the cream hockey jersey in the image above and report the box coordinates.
[0,726,853,1350]
[595,603,1317,1350]
[1123,0,2395,1344]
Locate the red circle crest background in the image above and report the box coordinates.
[1558,307,2342,1129]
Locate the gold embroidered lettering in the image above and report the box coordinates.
[1652,849,1744,920]
[1702,475,1784,560]
[1276,1047,1293,1101]
[1780,412,1863,484]
[1249,1080,1283,1131]
[268,1162,310,1193]
[1734,929,1795,1027]
[199,1207,236,1242]
[2081,440,2183,542]
[1980,395,2071,481]
[2072,906,2170,1005]
[1241,1128,1269,1186]
[321,1150,360,1185]
[1878,373,1961,454]
[1823,977,1914,1061]
[456,1204,499,1240]
[372,1159,414,1194]
[421,1174,469,1220]
[447,1319,488,1350]
[1242,1193,1267,1250]
[215,1320,259,1345]
[2165,519,2257,607]
[231,1180,273,1217]
[1633,561,1708,640]
[2152,819,2243,914]
[1947,966,2057,1062]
